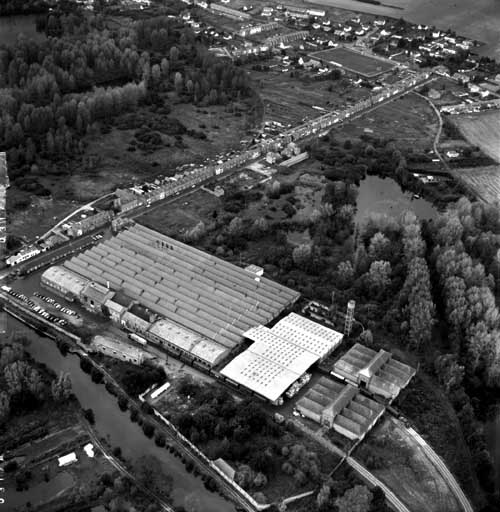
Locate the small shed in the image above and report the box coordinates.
[58,452,77,467]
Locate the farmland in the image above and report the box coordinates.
[310,47,396,78]
[451,110,500,163]
[453,165,500,204]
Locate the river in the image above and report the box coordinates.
[306,0,500,60]
[5,316,236,512]
[0,14,45,46]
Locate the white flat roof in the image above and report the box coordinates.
[220,314,343,402]
[271,313,343,359]
[58,452,77,467]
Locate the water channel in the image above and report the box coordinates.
[5,316,236,512]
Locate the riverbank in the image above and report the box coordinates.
[5,314,238,512]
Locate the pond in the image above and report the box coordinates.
[355,175,439,225]
[5,316,236,512]
[6,471,74,510]
[0,14,45,47]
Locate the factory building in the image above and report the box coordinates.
[220,314,343,404]
[41,266,90,301]
[331,343,416,401]
[41,224,299,368]
[296,377,385,440]
[91,335,146,365]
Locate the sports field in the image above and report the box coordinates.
[452,111,500,163]
[310,47,396,78]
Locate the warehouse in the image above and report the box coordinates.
[296,377,385,441]
[331,343,416,401]
[220,314,343,404]
[41,265,90,300]
[42,223,299,366]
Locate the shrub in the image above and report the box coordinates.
[142,422,155,438]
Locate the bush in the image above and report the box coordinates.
[112,446,122,458]
[118,396,128,411]
[142,422,155,438]
[83,408,95,425]
[155,432,166,447]
[4,460,18,473]
[130,408,139,422]
[90,367,103,384]
[80,358,92,374]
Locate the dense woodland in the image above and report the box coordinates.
[0,9,251,204]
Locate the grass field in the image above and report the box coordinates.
[249,65,370,126]
[336,93,437,149]
[453,165,500,204]
[452,110,500,163]
[311,47,396,78]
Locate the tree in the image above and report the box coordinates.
[134,455,173,499]
[83,408,95,424]
[335,485,373,512]
[435,354,465,393]
[292,244,312,267]
[367,261,392,293]
[174,72,183,94]
[317,482,331,509]
[368,232,391,261]
[336,261,354,289]
[51,372,72,402]
[0,391,10,425]
[228,216,244,237]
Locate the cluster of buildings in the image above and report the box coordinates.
[0,153,9,259]
[41,223,299,368]
[295,343,415,441]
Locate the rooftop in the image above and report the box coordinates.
[148,317,228,366]
[220,314,342,402]
[332,343,416,400]
[41,266,90,297]
[63,224,299,349]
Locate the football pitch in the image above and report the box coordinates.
[311,47,396,78]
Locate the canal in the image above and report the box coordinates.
[6,316,236,512]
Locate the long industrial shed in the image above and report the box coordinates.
[63,224,299,349]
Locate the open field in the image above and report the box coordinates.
[310,47,396,78]
[248,65,371,126]
[451,111,500,163]
[335,92,437,149]
[453,165,500,204]
[356,416,462,512]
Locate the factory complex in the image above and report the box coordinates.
[220,313,343,404]
[38,223,415,412]
[296,377,385,441]
[41,223,299,367]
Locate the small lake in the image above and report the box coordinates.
[0,14,45,47]
[6,471,74,510]
[355,174,438,224]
